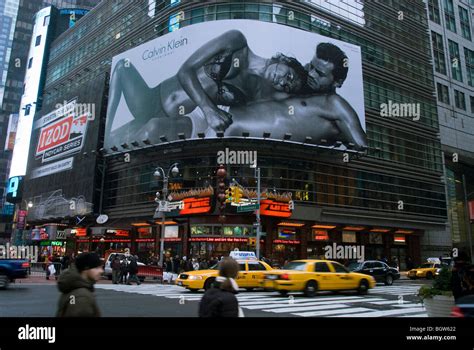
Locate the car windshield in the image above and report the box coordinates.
[346,262,363,271]
[282,262,307,271]
[420,263,433,268]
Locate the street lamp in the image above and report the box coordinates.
[154,163,179,267]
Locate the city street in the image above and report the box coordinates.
[1,280,431,318]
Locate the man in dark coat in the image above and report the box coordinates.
[111,255,121,284]
[56,252,103,317]
[127,256,141,285]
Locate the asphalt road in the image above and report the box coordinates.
[0,280,431,318]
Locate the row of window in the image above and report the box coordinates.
[437,81,474,112]
[429,0,472,40]
[432,31,474,86]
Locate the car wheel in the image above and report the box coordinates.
[106,275,112,280]
[204,278,215,291]
[426,272,433,280]
[139,277,145,283]
[357,280,369,295]
[384,274,394,286]
[304,280,318,297]
[245,288,254,292]
[0,274,9,290]
[278,290,288,297]
[188,289,199,293]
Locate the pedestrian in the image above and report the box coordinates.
[199,258,208,270]
[199,257,243,317]
[111,255,121,284]
[452,251,472,301]
[119,257,129,284]
[406,256,414,270]
[56,252,103,317]
[184,257,193,272]
[192,258,199,271]
[127,256,141,285]
[163,256,173,284]
[173,255,180,280]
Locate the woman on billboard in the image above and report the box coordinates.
[105,29,308,145]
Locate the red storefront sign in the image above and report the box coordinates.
[469,200,474,220]
[273,239,301,245]
[17,210,27,230]
[180,197,211,215]
[74,228,87,237]
[313,230,329,241]
[260,199,292,218]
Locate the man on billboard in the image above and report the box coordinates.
[225,42,367,150]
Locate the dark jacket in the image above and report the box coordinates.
[165,260,173,273]
[128,259,138,274]
[111,258,121,271]
[56,265,101,317]
[199,285,239,317]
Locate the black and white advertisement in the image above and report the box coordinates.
[105,20,366,150]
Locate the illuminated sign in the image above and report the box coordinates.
[189,237,249,243]
[6,176,24,203]
[469,201,474,220]
[260,200,293,218]
[179,197,211,215]
[16,210,27,230]
[106,229,130,237]
[313,230,329,241]
[273,239,301,245]
[394,234,406,243]
[72,228,87,237]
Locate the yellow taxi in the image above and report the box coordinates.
[262,259,376,297]
[175,251,273,292]
[407,262,441,280]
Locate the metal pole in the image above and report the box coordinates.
[256,167,261,260]
[159,176,169,267]
[462,174,474,263]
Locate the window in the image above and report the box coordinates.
[428,0,441,24]
[372,262,384,268]
[238,263,246,271]
[314,262,330,272]
[437,82,450,104]
[24,104,30,116]
[35,35,41,46]
[444,0,456,32]
[331,262,349,273]
[454,89,466,110]
[247,263,266,271]
[465,48,474,87]
[470,96,474,113]
[459,6,471,40]
[43,15,50,26]
[448,40,462,82]
[431,31,446,74]
[28,57,33,69]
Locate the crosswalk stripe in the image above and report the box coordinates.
[262,298,385,313]
[238,296,363,306]
[294,307,373,317]
[265,303,348,313]
[333,307,426,317]
[242,298,385,310]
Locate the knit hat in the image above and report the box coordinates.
[75,252,102,272]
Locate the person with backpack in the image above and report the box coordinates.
[119,257,129,284]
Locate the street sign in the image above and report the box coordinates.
[237,204,259,212]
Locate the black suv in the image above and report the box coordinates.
[347,261,400,285]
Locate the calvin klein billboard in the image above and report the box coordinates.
[105,20,366,151]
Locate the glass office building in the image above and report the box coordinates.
[22,1,448,267]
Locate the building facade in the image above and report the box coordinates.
[427,0,474,259]
[19,0,448,268]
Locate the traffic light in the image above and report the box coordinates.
[234,186,243,203]
[225,187,232,203]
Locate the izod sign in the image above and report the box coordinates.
[35,107,88,163]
